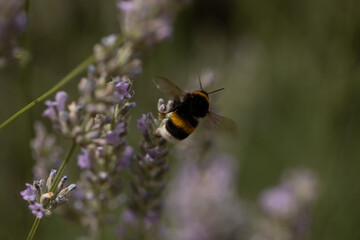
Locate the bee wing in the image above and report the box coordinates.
[206,111,237,134]
[153,77,187,97]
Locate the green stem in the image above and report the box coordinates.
[49,141,77,193]
[0,54,95,131]
[0,35,125,132]
[26,218,41,240]
[26,141,77,240]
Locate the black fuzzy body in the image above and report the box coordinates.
[165,91,209,140]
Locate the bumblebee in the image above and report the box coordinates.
[154,77,234,142]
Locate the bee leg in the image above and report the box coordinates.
[158,110,169,120]
[158,109,170,114]
[155,118,167,137]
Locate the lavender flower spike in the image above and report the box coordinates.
[21,170,76,218]
[120,112,168,238]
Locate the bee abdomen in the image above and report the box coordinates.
[166,112,198,140]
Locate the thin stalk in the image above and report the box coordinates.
[0,36,125,132]
[26,141,77,240]
[0,55,95,131]
[26,218,41,240]
[49,141,77,193]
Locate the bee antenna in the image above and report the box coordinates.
[208,88,225,95]
[198,75,204,91]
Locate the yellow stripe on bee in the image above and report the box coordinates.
[170,112,195,134]
[191,91,210,105]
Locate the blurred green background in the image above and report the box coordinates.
[1,0,360,239]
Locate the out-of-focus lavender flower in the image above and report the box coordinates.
[260,186,296,219]
[282,168,319,204]
[21,170,76,219]
[0,0,28,67]
[30,121,62,180]
[54,91,68,111]
[117,0,188,45]
[253,168,319,240]
[77,148,91,169]
[42,101,57,121]
[136,114,147,135]
[259,168,319,220]
[166,153,246,240]
[20,183,36,201]
[42,91,68,120]
[117,145,133,170]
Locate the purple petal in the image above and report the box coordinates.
[115,81,131,99]
[20,183,36,202]
[55,91,68,111]
[106,123,125,146]
[147,147,161,159]
[42,106,56,120]
[29,203,46,219]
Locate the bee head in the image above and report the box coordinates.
[190,76,224,118]
[189,92,210,118]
